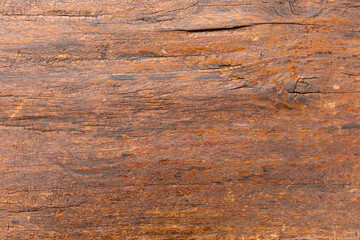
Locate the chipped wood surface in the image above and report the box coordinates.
[0,0,359,239]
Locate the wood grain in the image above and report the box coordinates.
[0,0,359,239]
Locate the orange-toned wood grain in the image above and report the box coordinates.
[0,0,359,239]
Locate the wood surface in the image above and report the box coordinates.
[0,0,359,239]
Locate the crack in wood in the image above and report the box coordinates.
[163,22,322,33]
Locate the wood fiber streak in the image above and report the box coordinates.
[0,0,359,239]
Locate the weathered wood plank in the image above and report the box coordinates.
[0,0,359,239]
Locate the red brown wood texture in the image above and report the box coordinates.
[0,0,359,239]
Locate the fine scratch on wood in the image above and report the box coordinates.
[9,99,26,119]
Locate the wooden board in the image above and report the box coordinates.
[0,0,359,239]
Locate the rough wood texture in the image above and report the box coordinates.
[0,0,359,239]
